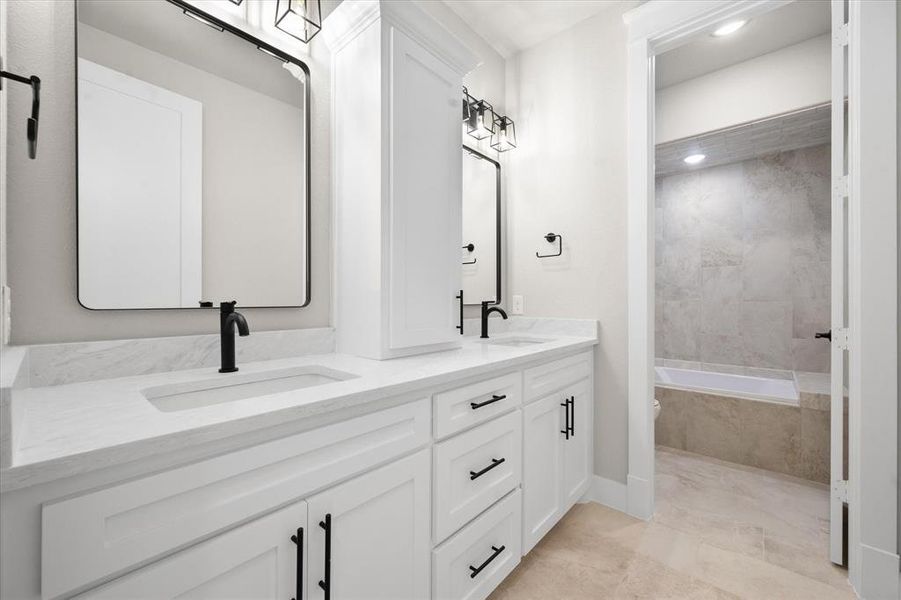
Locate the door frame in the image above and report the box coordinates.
[622,1,898,596]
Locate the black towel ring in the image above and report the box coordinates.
[536,233,562,258]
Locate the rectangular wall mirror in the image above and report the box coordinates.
[461,146,501,305]
[75,0,310,310]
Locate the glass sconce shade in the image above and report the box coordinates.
[275,0,322,43]
[466,100,495,140]
[490,116,517,152]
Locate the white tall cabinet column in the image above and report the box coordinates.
[324,1,477,359]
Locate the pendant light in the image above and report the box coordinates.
[466,99,495,141]
[490,115,516,152]
[275,0,322,43]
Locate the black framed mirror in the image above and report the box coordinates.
[75,0,311,310]
[462,145,501,306]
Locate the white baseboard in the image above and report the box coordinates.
[854,542,900,600]
[580,475,628,513]
[626,473,653,520]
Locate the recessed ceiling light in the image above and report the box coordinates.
[683,154,706,165]
[712,19,747,37]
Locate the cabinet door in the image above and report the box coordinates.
[387,26,462,350]
[306,449,431,600]
[78,501,307,600]
[521,395,564,554]
[562,378,592,509]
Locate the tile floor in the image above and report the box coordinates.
[490,447,854,599]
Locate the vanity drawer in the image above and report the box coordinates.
[433,411,522,542]
[41,399,430,600]
[433,372,521,439]
[523,351,592,404]
[433,489,522,600]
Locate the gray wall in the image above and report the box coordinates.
[505,1,638,484]
[655,144,831,373]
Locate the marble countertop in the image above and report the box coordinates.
[1,332,596,492]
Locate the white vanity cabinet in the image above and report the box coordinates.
[325,1,478,360]
[305,450,432,600]
[77,500,308,600]
[522,354,594,553]
[19,348,594,600]
[77,451,431,600]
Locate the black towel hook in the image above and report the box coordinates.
[536,232,563,258]
[1,69,41,159]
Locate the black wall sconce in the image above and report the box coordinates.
[275,0,322,43]
[462,87,474,122]
[1,69,41,159]
[491,115,516,152]
[466,99,495,141]
[536,233,563,258]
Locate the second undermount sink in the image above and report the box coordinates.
[142,366,358,412]
[484,337,555,347]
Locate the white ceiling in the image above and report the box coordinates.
[655,0,830,89]
[440,0,620,58]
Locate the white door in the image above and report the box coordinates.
[522,395,565,554]
[78,501,307,599]
[306,450,431,600]
[829,0,849,567]
[562,379,592,509]
[388,27,462,350]
[77,58,202,309]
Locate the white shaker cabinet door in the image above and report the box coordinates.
[387,26,462,350]
[306,449,431,600]
[521,395,565,554]
[78,501,307,600]
[562,378,592,509]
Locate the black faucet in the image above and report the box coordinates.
[480,301,508,339]
[219,301,250,373]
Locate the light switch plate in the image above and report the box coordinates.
[511,295,524,315]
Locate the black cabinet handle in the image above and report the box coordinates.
[290,527,303,600]
[470,457,505,480]
[569,396,575,437]
[456,290,464,335]
[470,394,506,410]
[560,399,570,440]
[469,545,506,578]
[318,514,331,600]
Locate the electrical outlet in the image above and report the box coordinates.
[511,294,524,315]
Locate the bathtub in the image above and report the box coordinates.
[655,366,799,405]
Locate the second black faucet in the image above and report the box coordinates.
[480,301,508,339]
[219,301,250,373]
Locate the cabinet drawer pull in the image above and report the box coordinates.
[469,457,505,480]
[468,545,506,578]
[569,396,575,437]
[318,514,331,600]
[470,394,506,410]
[560,399,570,440]
[290,527,303,600]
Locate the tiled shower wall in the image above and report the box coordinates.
[655,144,831,372]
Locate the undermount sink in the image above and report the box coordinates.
[142,366,358,412]
[483,337,555,347]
